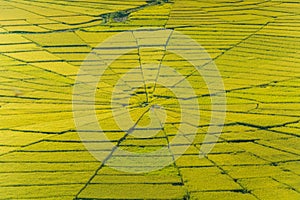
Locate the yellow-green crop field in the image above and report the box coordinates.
[0,0,300,199]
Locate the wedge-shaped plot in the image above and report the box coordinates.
[0,130,49,146]
[180,167,242,192]
[208,152,268,166]
[0,34,30,45]
[0,162,100,173]
[0,151,99,163]
[5,51,62,62]
[78,183,186,199]
[0,184,83,199]
[190,191,257,200]
[252,187,300,200]
[25,32,86,47]
[222,165,284,179]
[0,171,93,186]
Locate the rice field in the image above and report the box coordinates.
[0,0,300,199]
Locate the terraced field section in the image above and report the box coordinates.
[0,0,300,199]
